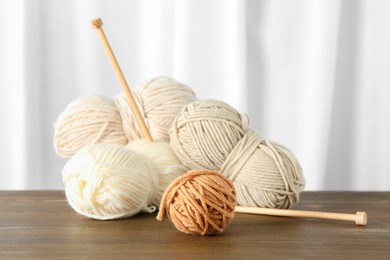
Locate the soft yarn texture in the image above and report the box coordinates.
[62,143,158,220]
[157,169,236,236]
[170,100,305,209]
[126,140,188,206]
[54,76,197,157]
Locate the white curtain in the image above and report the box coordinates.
[1,0,389,190]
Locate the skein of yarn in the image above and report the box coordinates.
[157,169,236,236]
[54,76,197,158]
[126,140,188,206]
[169,99,305,209]
[62,143,158,220]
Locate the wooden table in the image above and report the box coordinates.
[0,191,389,259]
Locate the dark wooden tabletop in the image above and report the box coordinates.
[0,191,389,259]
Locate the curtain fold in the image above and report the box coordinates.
[0,0,389,190]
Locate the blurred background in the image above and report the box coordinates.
[1,0,389,190]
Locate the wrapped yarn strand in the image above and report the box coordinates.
[91,18,152,142]
[157,169,237,236]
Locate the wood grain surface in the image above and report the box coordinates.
[0,191,389,259]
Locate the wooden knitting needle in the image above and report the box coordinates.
[91,18,153,142]
[235,206,367,226]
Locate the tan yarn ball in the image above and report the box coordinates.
[62,143,158,220]
[169,100,305,209]
[157,169,236,236]
[126,140,188,206]
[54,76,197,158]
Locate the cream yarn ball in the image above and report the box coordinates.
[62,143,158,220]
[169,99,305,209]
[126,140,188,207]
[128,76,197,141]
[54,76,197,158]
[54,95,128,157]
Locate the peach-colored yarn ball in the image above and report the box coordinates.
[157,169,236,236]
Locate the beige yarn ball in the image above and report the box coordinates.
[169,99,305,209]
[54,76,197,158]
[126,76,197,141]
[126,140,188,206]
[62,143,158,220]
[54,95,128,157]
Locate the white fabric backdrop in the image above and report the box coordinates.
[1,0,389,190]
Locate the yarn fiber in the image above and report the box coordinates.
[54,76,197,157]
[126,140,188,206]
[169,100,305,209]
[157,169,236,236]
[62,143,158,220]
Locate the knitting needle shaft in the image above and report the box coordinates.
[91,18,153,142]
[235,206,367,226]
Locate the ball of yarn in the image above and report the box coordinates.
[54,95,128,157]
[169,99,305,209]
[157,169,236,236]
[134,76,197,141]
[126,140,188,206]
[62,143,158,220]
[54,76,197,158]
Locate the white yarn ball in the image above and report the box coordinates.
[62,143,158,220]
[126,140,188,206]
